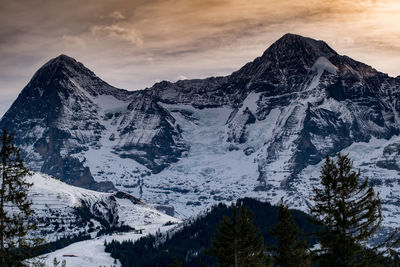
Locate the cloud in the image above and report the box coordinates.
[91,24,143,46]
[109,11,125,20]
[1,0,400,109]
[62,34,86,48]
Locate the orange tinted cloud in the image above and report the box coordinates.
[0,0,399,113]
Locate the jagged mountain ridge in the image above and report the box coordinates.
[147,33,400,188]
[2,33,400,226]
[0,55,187,190]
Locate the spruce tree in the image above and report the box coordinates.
[310,153,397,266]
[209,203,267,267]
[0,129,39,266]
[270,199,310,267]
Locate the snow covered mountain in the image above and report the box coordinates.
[26,172,179,243]
[0,55,186,191]
[2,33,400,228]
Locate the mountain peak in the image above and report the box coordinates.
[17,53,127,103]
[39,54,91,76]
[26,54,99,91]
[53,53,75,61]
[266,33,337,59]
[277,33,322,43]
[46,54,79,66]
[233,33,339,82]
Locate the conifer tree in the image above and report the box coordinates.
[0,129,39,266]
[310,153,398,266]
[209,203,267,267]
[270,199,310,267]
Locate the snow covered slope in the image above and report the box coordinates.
[0,55,186,191]
[26,172,180,243]
[38,223,177,267]
[2,33,400,230]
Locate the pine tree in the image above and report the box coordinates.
[310,153,398,266]
[209,203,267,267]
[270,199,310,267]
[0,129,39,266]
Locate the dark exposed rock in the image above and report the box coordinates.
[154,205,175,216]
[114,191,142,205]
[227,107,257,144]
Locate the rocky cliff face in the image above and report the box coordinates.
[147,33,400,196]
[2,34,400,227]
[0,55,187,191]
[109,92,187,172]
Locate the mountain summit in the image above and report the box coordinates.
[1,53,186,191]
[2,34,400,225]
[267,33,337,60]
[26,54,126,98]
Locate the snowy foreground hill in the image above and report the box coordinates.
[2,33,400,229]
[25,172,180,266]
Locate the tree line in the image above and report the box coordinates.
[106,154,400,266]
[209,154,400,266]
[104,198,320,266]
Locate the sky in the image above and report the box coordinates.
[1,0,400,116]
